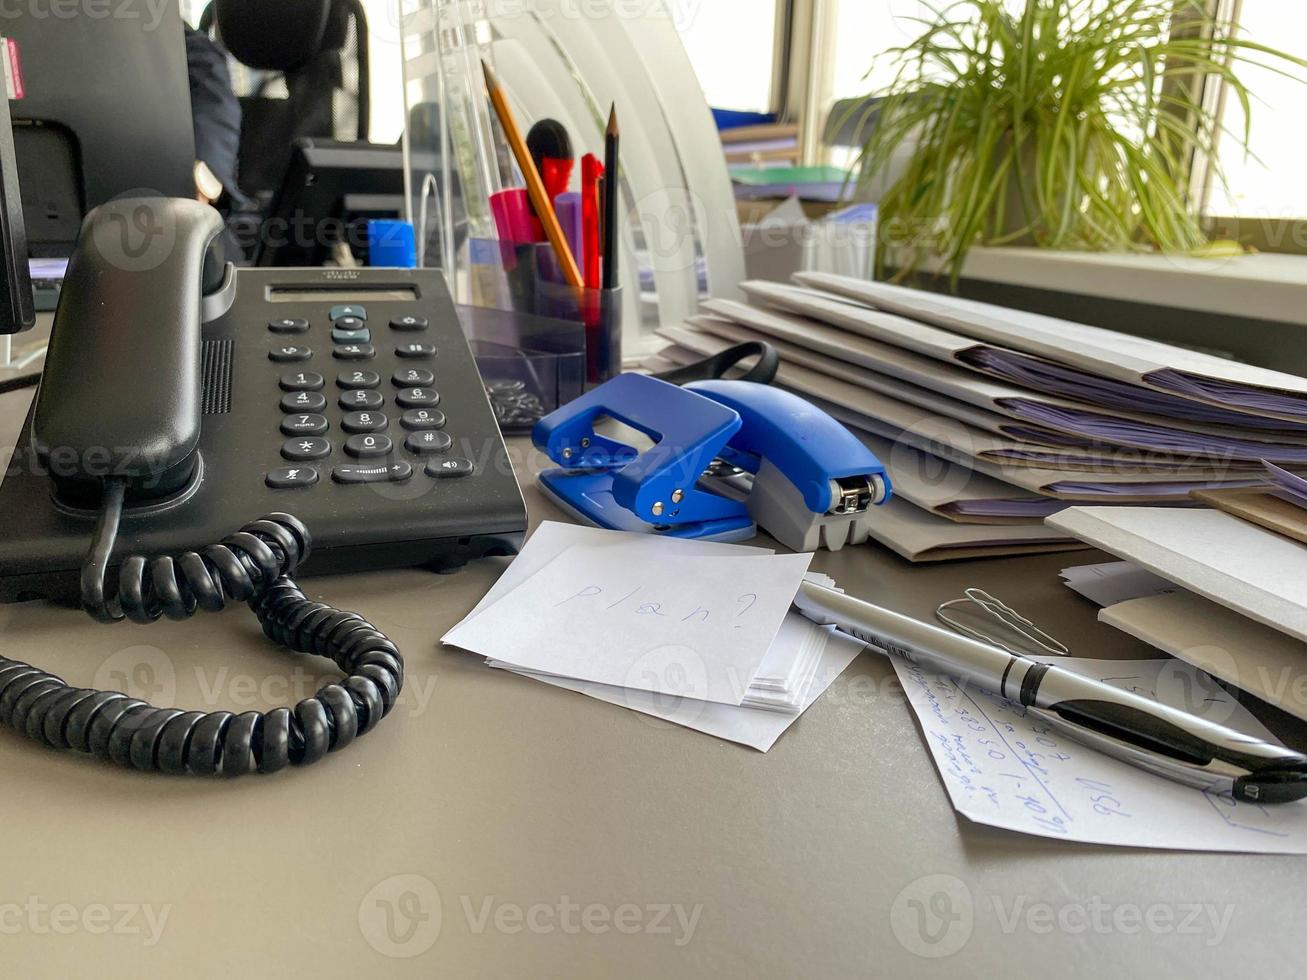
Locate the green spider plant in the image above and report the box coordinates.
[850,0,1307,283]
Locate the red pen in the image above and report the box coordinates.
[581,153,604,290]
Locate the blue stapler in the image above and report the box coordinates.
[531,373,892,551]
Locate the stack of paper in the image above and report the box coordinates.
[441,523,867,751]
[651,271,1307,560]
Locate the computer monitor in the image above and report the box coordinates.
[0,77,33,336]
[3,13,195,256]
[254,139,451,268]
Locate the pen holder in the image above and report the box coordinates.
[467,238,623,387]
[457,303,586,433]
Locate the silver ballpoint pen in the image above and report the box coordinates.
[793,581,1307,803]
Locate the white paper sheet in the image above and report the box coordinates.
[444,542,813,705]
[452,521,772,625]
[501,626,867,751]
[447,523,826,705]
[1060,561,1179,607]
[892,656,1307,852]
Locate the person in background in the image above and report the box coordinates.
[184,25,247,210]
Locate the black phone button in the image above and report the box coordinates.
[281,391,327,413]
[337,369,382,390]
[401,408,446,430]
[281,413,329,436]
[332,462,414,484]
[266,466,320,489]
[270,345,312,362]
[426,457,475,479]
[282,437,332,461]
[269,317,309,334]
[333,343,376,361]
[342,411,388,433]
[393,367,435,387]
[390,315,428,331]
[397,387,440,408]
[345,434,394,458]
[395,343,437,359]
[339,389,385,410]
[332,316,366,332]
[405,431,453,455]
[280,371,325,391]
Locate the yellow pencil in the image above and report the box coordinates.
[481,60,584,289]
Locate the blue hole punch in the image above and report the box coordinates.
[532,373,892,551]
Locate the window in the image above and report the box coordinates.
[675,0,779,112]
[1203,0,1307,223]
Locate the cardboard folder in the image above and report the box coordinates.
[1191,486,1307,547]
[1047,506,1307,644]
[1100,590,1307,724]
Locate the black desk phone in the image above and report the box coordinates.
[0,198,527,776]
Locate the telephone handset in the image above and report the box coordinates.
[0,197,528,775]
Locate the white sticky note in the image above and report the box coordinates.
[446,546,813,705]
[448,522,773,635]
[893,656,1307,853]
[501,624,868,751]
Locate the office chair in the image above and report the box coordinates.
[198,0,371,207]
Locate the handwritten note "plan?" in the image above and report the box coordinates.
[445,546,813,705]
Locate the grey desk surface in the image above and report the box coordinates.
[0,383,1302,978]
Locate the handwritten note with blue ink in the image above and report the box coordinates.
[445,545,813,705]
[892,656,1307,853]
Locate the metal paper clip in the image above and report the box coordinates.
[935,589,1070,657]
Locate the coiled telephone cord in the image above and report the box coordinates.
[0,480,404,775]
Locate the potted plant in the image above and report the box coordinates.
[851,0,1307,283]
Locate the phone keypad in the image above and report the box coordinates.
[266,305,473,490]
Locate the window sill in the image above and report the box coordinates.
[941,246,1307,327]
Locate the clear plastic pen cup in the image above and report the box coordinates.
[459,239,621,432]
[467,237,623,386]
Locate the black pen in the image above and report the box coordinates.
[793,581,1307,803]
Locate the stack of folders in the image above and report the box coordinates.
[1051,477,1307,724]
[647,271,1307,561]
